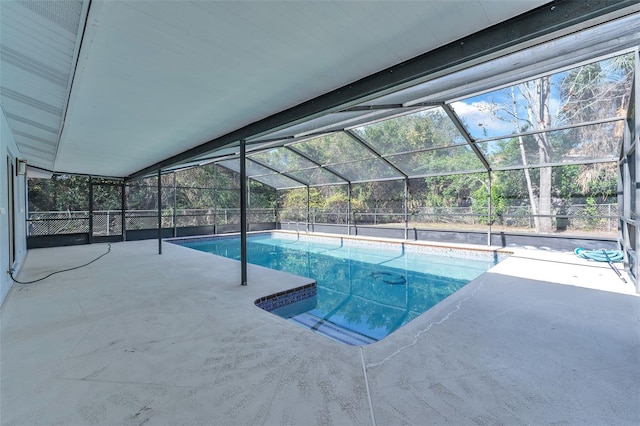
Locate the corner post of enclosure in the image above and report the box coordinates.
[404,178,409,240]
[157,168,162,254]
[88,176,94,244]
[487,170,492,246]
[121,181,126,241]
[172,171,177,237]
[240,140,248,286]
[213,164,218,232]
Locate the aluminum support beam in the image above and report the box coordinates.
[487,171,492,246]
[172,171,177,237]
[247,157,310,187]
[344,129,409,179]
[240,141,248,286]
[121,181,126,241]
[441,104,491,171]
[339,102,443,112]
[284,145,351,184]
[157,168,162,255]
[307,186,311,232]
[404,179,409,240]
[347,183,352,236]
[88,176,93,244]
[213,164,218,229]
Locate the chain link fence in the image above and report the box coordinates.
[27,211,90,236]
[277,203,618,233]
[28,204,616,237]
[92,211,123,236]
[28,208,277,236]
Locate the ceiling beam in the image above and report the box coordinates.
[344,130,409,180]
[127,0,637,180]
[245,157,310,188]
[284,145,351,184]
[441,104,491,171]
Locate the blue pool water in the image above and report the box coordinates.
[173,234,500,345]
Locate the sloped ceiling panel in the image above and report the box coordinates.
[0,0,88,170]
[53,0,548,177]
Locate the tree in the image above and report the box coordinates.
[559,54,634,191]
[477,53,633,232]
[28,175,89,212]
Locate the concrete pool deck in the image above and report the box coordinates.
[1,238,639,425]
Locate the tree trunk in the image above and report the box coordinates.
[511,87,540,230]
[538,166,553,232]
[523,77,554,233]
[535,77,553,233]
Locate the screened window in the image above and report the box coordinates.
[291,133,376,164]
[386,145,486,177]
[353,107,466,155]
[451,54,634,141]
[476,121,622,169]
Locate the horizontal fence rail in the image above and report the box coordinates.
[278,204,618,233]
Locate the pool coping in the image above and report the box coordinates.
[167,229,514,259]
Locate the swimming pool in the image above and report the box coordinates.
[172,233,504,345]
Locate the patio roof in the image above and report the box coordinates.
[2,1,637,179]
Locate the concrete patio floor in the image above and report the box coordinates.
[1,237,639,425]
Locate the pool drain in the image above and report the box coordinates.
[370,271,406,285]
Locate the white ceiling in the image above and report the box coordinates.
[1,0,637,178]
[0,0,87,169]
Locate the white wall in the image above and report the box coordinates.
[0,106,27,307]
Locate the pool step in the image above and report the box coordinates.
[289,312,377,346]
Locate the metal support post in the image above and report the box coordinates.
[240,141,248,286]
[487,171,492,246]
[88,176,93,244]
[274,189,279,228]
[404,179,409,240]
[121,181,126,241]
[172,171,177,237]
[347,184,352,236]
[158,168,162,254]
[306,186,310,232]
[213,165,218,232]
